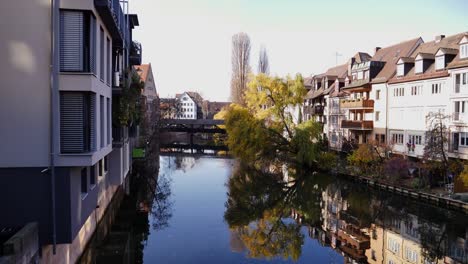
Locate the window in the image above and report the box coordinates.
[375,134,386,144]
[107,37,111,86]
[387,238,400,253]
[397,64,404,76]
[376,90,381,100]
[99,159,103,176]
[435,56,445,70]
[60,92,95,153]
[410,85,422,95]
[100,95,104,148]
[392,133,404,144]
[405,247,418,263]
[394,87,405,97]
[464,73,467,85]
[357,71,363,80]
[364,70,369,79]
[99,27,104,81]
[60,11,96,73]
[415,60,423,73]
[81,168,88,194]
[107,98,111,145]
[375,111,380,121]
[455,74,461,93]
[460,132,468,146]
[371,250,376,261]
[90,165,96,186]
[409,134,422,145]
[461,44,468,59]
[104,156,108,172]
[432,83,442,94]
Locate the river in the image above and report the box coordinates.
[79,154,468,264]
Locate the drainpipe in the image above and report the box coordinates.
[50,0,60,254]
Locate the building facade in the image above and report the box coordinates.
[0,0,141,263]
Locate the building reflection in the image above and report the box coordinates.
[225,164,467,264]
[307,182,468,264]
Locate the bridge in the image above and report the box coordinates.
[158,119,226,134]
[158,119,227,153]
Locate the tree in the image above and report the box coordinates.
[230,33,252,105]
[423,111,450,184]
[257,45,269,75]
[347,143,381,175]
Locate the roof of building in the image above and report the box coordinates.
[371,37,422,84]
[354,52,372,63]
[176,91,204,107]
[389,32,467,83]
[325,63,348,79]
[134,64,150,82]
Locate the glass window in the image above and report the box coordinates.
[435,56,445,70]
[81,168,88,194]
[90,165,96,185]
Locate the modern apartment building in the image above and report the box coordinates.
[387,33,466,158]
[0,0,140,262]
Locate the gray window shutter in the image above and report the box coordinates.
[90,16,96,73]
[90,93,96,151]
[100,95,104,149]
[60,92,84,153]
[60,11,84,71]
[100,27,104,80]
[107,37,111,86]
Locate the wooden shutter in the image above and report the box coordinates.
[100,95,104,149]
[60,11,84,71]
[60,92,85,153]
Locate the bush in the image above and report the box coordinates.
[384,157,409,183]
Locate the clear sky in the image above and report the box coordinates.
[131,0,468,101]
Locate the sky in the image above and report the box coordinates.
[131,0,468,101]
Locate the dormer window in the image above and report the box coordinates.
[461,44,468,59]
[397,64,404,76]
[460,36,468,59]
[415,60,423,74]
[435,56,445,70]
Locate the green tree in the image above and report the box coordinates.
[347,143,381,174]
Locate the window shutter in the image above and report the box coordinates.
[60,11,84,71]
[100,95,104,149]
[89,16,96,73]
[60,92,85,153]
[100,27,104,80]
[90,93,96,151]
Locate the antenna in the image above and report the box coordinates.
[335,52,342,65]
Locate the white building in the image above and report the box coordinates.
[387,34,466,158]
[176,92,198,119]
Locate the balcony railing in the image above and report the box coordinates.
[340,98,374,109]
[341,120,373,130]
[95,0,128,46]
[303,105,324,116]
[329,107,345,115]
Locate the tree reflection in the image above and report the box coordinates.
[225,163,328,261]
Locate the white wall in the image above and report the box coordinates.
[371,83,388,130]
[388,77,449,156]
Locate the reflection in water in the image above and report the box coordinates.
[81,153,467,263]
[225,163,468,263]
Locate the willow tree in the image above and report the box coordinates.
[225,73,333,167]
[230,33,251,105]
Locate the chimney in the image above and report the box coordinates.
[375,47,381,54]
[435,35,445,43]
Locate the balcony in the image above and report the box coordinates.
[329,107,345,115]
[129,41,142,66]
[341,120,373,130]
[340,98,374,109]
[95,0,128,47]
[303,105,324,116]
